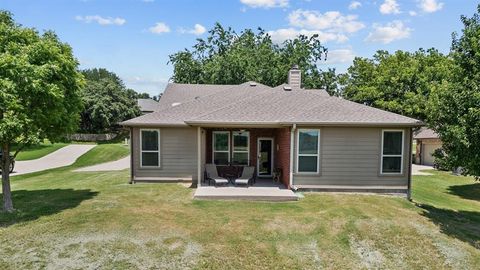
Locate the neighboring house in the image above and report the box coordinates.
[122,66,422,196]
[414,127,442,166]
[137,98,159,114]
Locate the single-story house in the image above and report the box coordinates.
[414,127,442,166]
[137,98,159,114]
[122,66,422,196]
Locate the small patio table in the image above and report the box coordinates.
[223,171,238,184]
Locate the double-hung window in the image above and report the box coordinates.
[381,130,404,174]
[232,131,249,165]
[213,131,230,165]
[297,129,320,173]
[140,129,160,167]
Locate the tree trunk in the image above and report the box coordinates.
[1,143,14,212]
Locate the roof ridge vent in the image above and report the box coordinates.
[249,82,257,87]
[283,85,292,91]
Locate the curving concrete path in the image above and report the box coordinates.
[10,144,96,176]
[74,156,130,172]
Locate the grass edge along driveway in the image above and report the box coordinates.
[13,142,69,161]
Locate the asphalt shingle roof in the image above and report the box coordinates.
[137,98,159,113]
[122,82,422,127]
[414,127,439,139]
[157,83,235,111]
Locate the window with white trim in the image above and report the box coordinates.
[213,131,230,165]
[140,129,160,167]
[232,131,249,165]
[297,129,320,173]
[381,130,404,174]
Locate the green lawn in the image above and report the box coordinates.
[0,150,479,269]
[12,141,68,161]
[73,143,130,168]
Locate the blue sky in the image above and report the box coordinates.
[1,0,477,95]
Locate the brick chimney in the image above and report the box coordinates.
[288,64,301,89]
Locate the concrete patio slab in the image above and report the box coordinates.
[10,144,95,176]
[194,186,298,201]
[74,156,130,172]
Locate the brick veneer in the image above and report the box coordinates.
[205,127,291,188]
[274,127,291,187]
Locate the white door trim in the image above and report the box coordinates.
[257,137,274,177]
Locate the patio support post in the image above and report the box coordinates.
[407,127,413,200]
[197,126,202,187]
[289,124,296,188]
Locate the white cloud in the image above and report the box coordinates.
[268,28,348,43]
[149,22,171,34]
[75,15,126,26]
[240,0,288,9]
[380,0,400,14]
[348,1,362,10]
[409,10,418,16]
[365,21,411,44]
[418,0,444,13]
[288,9,365,33]
[322,49,355,64]
[268,9,365,44]
[180,24,206,35]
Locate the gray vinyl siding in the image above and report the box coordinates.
[293,127,410,187]
[132,127,198,181]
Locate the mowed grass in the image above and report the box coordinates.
[12,141,68,161]
[412,170,480,251]
[0,149,479,269]
[73,143,130,168]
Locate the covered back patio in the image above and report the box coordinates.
[194,127,297,201]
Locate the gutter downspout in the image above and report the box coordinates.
[407,127,413,200]
[289,124,296,189]
[129,127,134,184]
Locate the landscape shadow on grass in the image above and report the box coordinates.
[418,203,480,249]
[0,188,98,227]
[447,183,480,201]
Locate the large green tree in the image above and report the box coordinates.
[428,6,480,178]
[341,49,454,120]
[0,11,83,211]
[169,23,333,89]
[79,68,141,133]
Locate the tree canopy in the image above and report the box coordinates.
[427,5,480,178]
[0,10,83,211]
[340,49,454,120]
[169,23,334,90]
[79,68,141,134]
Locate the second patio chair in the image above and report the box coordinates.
[234,166,255,186]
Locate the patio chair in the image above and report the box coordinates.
[234,166,255,186]
[205,164,229,186]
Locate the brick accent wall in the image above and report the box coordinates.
[274,127,291,188]
[204,128,291,187]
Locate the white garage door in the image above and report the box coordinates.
[423,143,442,166]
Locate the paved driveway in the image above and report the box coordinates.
[412,164,434,176]
[10,144,95,176]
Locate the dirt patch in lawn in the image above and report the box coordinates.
[2,232,202,270]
